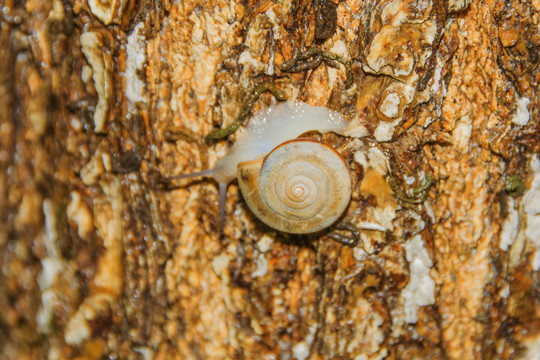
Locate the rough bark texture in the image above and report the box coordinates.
[1,0,539,359]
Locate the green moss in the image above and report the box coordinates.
[504,174,525,197]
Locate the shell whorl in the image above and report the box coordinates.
[237,139,352,234]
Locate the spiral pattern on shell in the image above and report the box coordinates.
[253,139,352,233]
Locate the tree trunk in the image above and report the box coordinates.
[1,0,539,359]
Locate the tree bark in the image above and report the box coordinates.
[1,0,539,359]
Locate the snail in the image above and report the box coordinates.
[168,101,352,234]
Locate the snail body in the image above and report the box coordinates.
[169,101,351,234]
[207,101,348,183]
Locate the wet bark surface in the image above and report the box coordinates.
[1,0,539,359]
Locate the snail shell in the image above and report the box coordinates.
[237,139,352,234]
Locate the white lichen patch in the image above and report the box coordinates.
[257,232,275,253]
[523,156,540,269]
[430,56,444,95]
[379,92,400,118]
[42,199,60,260]
[377,80,418,122]
[125,22,147,105]
[402,234,435,323]
[424,201,435,223]
[292,324,317,360]
[292,341,310,360]
[403,174,416,185]
[80,31,112,133]
[343,298,386,357]
[500,197,519,251]
[38,257,61,294]
[252,253,269,278]
[506,156,540,269]
[37,284,60,334]
[37,200,62,333]
[211,252,231,277]
[499,283,510,299]
[374,118,401,142]
[452,115,472,152]
[368,205,397,232]
[511,96,531,126]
